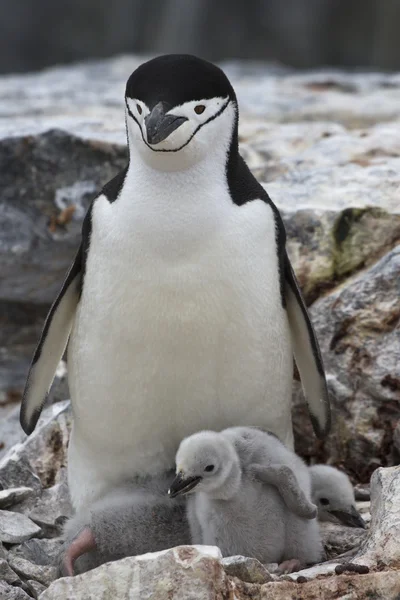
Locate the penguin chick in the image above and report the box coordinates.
[59,476,190,576]
[222,426,317,519]
[170,431,323,572]
[309,465,366,529]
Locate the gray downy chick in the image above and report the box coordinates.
[309,464,365,529]
[58,472,190,577]
[169,430,323,572]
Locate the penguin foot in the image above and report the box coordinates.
[278,558,303,574]
[61,527,97,577]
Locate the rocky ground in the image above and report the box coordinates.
[0,56,399,598]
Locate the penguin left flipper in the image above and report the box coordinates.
[283,251,331,439]
[19,248,82,435]
[248,463,317,520]
[20,205,93,435]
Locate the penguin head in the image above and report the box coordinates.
[169,431,241,499]
[309,465,366,529]
[125,55,238,171]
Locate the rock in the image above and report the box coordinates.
[221,555,274,584]
[7,554,58,586]
[293,246,400,477]
[0,581,31,600]
[0,487,35,509]
[320,522,367,560]
[15,472,72,537]
[9,537,64,566]
[0,557,21,585]
[41,546,227,600]
[282,206,400,304]
[0,401,71,492]
[0,510,41,543]
[27,579,46,599]
[354,466,400,568]
[282,561,340,582]
[0,405,27,461]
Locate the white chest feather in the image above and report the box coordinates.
[67,170,293,505]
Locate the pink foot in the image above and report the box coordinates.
[62,527,97,576]
[278,558,303,574]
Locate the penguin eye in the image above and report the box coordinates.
[320,497,330,506]
[137,104,142,115]
[204,465,214,472]
[194,105,206,115]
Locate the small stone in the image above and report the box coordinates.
[27,579,46,599]
[335,563,369,575]
[0,557,21,585]
[297,575,308,583]
[354,486,371,502]
[0,487,35,509]
[9,537,64,566]
[23,475,72,537]
[0,580,31,600]
[0,509,41,543]
[8,554,58,586]
[320,522,367,560]
[0,452,42,494]
[222,555,273,584]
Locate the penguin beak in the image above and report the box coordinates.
[145,102,188,145]
[168,473,202,498]
[329,506,366,529]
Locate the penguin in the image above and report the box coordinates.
[309,465,366,529]
[169,430,323,572]
[59,473,190,576]
[221,426,317,519]
[20,54,331,511]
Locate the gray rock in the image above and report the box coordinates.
[293,246,400,477]
[0,405,27,461]
[26,579,46,599]
[354,466,400,568]
[320,522,367,560]
[0,581,31,600]
[16,472,72,537]
[0,487,35,509]
[9,537,64,566]
[7,554,58,586]
[0,510,41,543]
[222,555,273,584]
[0,401,71,492]
[40,546,227,600]
[0,557,21,585]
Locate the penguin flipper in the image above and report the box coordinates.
[20,248,82,435]
[284,252,331,438]
[248,463,317,520]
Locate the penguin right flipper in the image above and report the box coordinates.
[248,463,317,520]
[20,206,93,435]
[283,252,331,439]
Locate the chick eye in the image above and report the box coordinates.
[137,104,142,115]
[204,465,214,472]
[194,105,205,115]
[320,497,330,506]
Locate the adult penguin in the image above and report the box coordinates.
[20,55,330,510]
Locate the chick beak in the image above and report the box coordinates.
[145,101,188,145]
[330,505,366,529]
[168,473,202,498]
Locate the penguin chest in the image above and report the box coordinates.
[68,196,293,468]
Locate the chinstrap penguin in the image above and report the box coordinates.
[309,465,365,529]
[58,473,190,576]
[169,430,323,572]
[20,54,331,511]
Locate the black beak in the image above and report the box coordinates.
[145,102,188,145]
[168,473,202,498]
[330,506,366,529]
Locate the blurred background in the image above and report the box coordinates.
[1,0,400,74]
